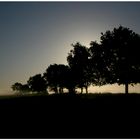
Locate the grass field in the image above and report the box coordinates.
[0,93,140,138]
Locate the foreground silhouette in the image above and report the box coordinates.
[0,93,140,138]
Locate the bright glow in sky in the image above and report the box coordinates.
[0,2,140,94]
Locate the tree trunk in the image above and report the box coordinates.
[81,87,83,94]
[59,87,61,94]
[69,88,76,94]
[125,83,129,94]
[61,88,64,93]
[55,87,58,94]
[85,86,88,94]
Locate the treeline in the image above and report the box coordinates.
[11,26,140,94]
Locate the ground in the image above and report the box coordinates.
[0,93,140,138]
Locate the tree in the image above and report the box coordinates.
[20,84,30,93]
[11,83,30,94]
[27,74,47,93]
[89,41,106,87]
[57,64,71,93]
[64,67,77,94]
[67,42,92,94]
[11,82,23,92]
[99,26,140,94]
[44,64,70,94]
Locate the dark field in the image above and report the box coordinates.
[0,93,140,138]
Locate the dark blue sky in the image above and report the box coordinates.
[1,2,140,94]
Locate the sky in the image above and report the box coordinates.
[0,2,140,95]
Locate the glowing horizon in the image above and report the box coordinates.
[1,84,140,96]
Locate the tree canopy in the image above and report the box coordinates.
[11,82,30,94]
[11,82,23,92]
[67,42,92,93]
[27,74,47,93]
[44,64,70,94]
[99,26,140,93]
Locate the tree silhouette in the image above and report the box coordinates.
[99,26,140,94]
[27,74,47,93]
[11,83,30,94]
[11,82,23,92]
[20,84,30,93]
[89,41,106,87]
[44,64,70,94]
[11,25,140,95]
[64,67,77,94]
[67,42,92,94]
[56,64,70,93]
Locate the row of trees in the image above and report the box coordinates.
[11,74,47,94]
[12,26,140,94]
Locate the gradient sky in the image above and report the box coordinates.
[0,2,140,95]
